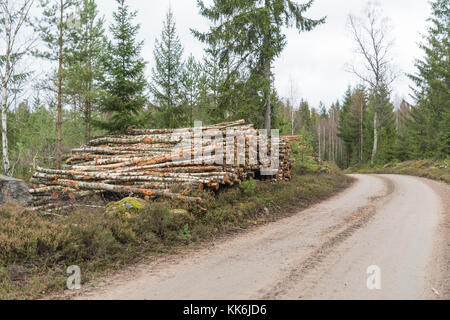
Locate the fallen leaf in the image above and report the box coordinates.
[432,287,440,296]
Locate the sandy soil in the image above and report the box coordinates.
[71,174,449,300]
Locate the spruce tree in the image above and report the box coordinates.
[193,0,325,130]
[338,88,366,166]
[392,100,413,161]
[180,55,203,127]
[298,100,312,132]
[363,86,395,164]
[337,87,354,167]
[95,0,147,134]
[408,0,449,158]
[151,8,184,128]
[202,39,226,123]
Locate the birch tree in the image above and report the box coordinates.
[348,3,396,165]
[0,0,35,176]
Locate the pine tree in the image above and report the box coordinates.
[151,7,184,128]
[64,0,105,143]
[35,0,76,169]
[408,0,450,158]
[193,0,325,130]
[95,0,147,134]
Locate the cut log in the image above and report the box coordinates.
[30,121,300,211]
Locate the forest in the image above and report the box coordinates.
[0,0,449,179]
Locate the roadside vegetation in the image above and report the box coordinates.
[346,159,450,184]
[0,163,352,300]
[0,0,446,302]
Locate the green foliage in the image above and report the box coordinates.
[151,8,185,128]
[3,97,103,179]
[95,0,147,134]
[291,138,317,173]
[338,87,366,167]
[0,166,351,299]
[180,55,205,127]
[371,87,396,164]
[193,0,325,129]
[34,0,76,62]
[194,0,325,70]
[335,84,397,168]
[351,159,450,184]
[200,40,227,123]
[407,0,450,159]
[298,99,312,133]
[239,179,256,196]
[178,224,192,241]
[63,0,106,143]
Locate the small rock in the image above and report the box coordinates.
[0,175,32,206]
[125,202,134,209]
[170,209,194,224]
[170,209,189,215]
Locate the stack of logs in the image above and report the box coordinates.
[30,120,298,212]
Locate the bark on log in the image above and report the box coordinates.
[30,121,299,210]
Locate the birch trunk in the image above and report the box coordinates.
[318,123,322,164]
[1,82,10,175]
[371,111,378,166]
[360,102,364,164]
[264,57,272,131]
[1,0,11,175]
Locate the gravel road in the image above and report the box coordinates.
[75,174,449,300]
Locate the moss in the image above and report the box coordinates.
[105,197,148,220]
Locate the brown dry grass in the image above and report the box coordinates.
[0,166,352,299]
[346,159,450,184]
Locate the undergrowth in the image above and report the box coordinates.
[0,165,352,299]
[346,159,450,184]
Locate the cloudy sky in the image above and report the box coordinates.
[95,0,432,109]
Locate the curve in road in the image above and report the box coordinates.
[74,174,449,300]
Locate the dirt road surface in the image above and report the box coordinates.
[74,174,449,300]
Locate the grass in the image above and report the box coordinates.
[0,164,353,300]
[345,159,450,184]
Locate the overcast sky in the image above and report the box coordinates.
[95,0,432,109]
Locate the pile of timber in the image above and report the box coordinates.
[30,120,297,212]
